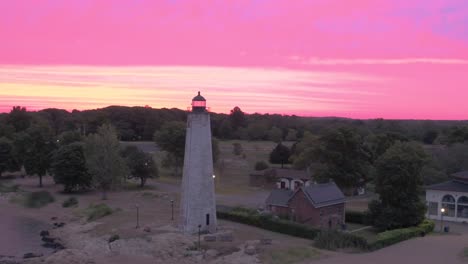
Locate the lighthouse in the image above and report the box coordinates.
[180,92,217,233]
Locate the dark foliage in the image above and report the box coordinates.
[51,143,91,193]
[269,143,291,168]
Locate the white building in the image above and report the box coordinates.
[426,171,468,223]
[179,92,217,233]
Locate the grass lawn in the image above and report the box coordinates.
[460,247,468,261]
[260,246,321,264]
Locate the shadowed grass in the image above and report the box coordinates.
[261,246,321,264]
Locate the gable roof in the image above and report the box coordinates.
[265,189,293,207]
[300,182,345,208]
[426,180,468,193]
[452,171,468,183]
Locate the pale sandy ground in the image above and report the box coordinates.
[1,176,468,264]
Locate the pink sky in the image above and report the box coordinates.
[1,0,467,119]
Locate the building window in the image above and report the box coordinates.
[457,196,468,219]
[441,194,456,217]
[427,202,438,216]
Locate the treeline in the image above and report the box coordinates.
[1,105,467,144]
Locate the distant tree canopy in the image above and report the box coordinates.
[229,106,247,130]
[153,121,186,175]
[369,142,427,230]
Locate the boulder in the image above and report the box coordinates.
[218,232,234,242]
[143,227,151,233]
[205,249,218,258]
[45,249,95,264]
[23,253,43,259]
[244,246,256,255]
[203,235,216,242]
[39,230,50,237]
[260,238,272,245]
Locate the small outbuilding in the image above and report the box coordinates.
[426,171,468,223]
[250,168,313,190]
[265,182,346,229]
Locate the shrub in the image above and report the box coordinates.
[62,197,78,208]
[254,161,269,171]
[217,208,320,240]
[0,183,19,193]
[346,210,370,225]
[84,203,114,221]
[314,230,368,250]
[22,191,55,208]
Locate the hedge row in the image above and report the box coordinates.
[217,207,435,252]
[368,220,435,250]
[314,230,368,251]
[217,209,320,240]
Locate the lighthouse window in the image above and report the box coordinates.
[206,214,210,225]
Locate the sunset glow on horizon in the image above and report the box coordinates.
[1,0,468,120]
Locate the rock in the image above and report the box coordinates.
[40,230,50,237]
[45,249,95,264]
[203,235,216,242]
[42,241,65,250]
[50,217,58,221]
[143,227,151,233]
[42,236,55,243]
[205,249,218,258]
[260,238,272,245]
[244,245,256,255]
[23,253,43,259]
[218,233,234,242]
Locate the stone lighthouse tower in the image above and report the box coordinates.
[180,92,217,234]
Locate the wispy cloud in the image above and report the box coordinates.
[291,57,468,65]
[0,65,380,115]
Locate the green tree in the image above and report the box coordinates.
[23,125,56,187]
[84,124,128,199]
[285,129,298,141]
[153,121,186,175]
[368,142,427,230]
[51,143,91,193]
[0,137,19,177]
[212,138,220,164]
[121,145,159,187]
[269,143,291,168]
[301,127,371,190]
[57,130,82,145]
[7,106,31,132]
[268,126,283,143]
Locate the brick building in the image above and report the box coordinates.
[265,182,345,229]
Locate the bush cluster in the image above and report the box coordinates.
[62,197,78,208]
[22,191,55,208]
[85,203,114,221]
[368,219,435,250]
[217,208,320,240]
[314,230,368,250]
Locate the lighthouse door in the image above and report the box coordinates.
[206,214,210,226]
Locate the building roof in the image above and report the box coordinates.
[265,189,293,207]
[268,168,311,180]
[300,182,346,208]
[192,91,206,101]
[426,180,468,193]
[452,171,468,183]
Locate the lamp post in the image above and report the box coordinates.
[440,207,445,232]
[170,199,174,221]
[135,203,140,229]
[198,224,202,250]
